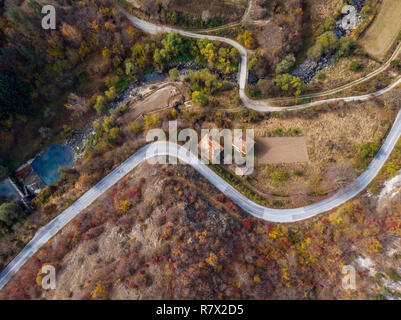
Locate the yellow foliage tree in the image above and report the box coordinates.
[281,267,290,281]
[143,113,159,129]
[91,281,108,299]
[90,20,99,31]
[368,236,383,253]
[205,252,218,267]
[119,200,131,213]
[60,23,82,44]
[237,30,255,49]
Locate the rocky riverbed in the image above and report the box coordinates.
[291,0,366,84]
[65,81,141,161]
[36,60,239,181]
[292,55,334,84]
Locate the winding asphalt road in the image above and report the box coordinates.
[119,6,401,112]
[1,6,401,291]
[1,110,401,290]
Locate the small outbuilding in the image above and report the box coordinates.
[198,134,224,163]
[233,132,255,155]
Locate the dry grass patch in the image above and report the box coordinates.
[123,84,183,122]
[235,100,397,206]
[135,0,247,23]
[304,0,343,26]
[255,21,285,62]
[256,137,309,165]
[307,55,381,92]
[359,0,401,60]
[168,0,246,22]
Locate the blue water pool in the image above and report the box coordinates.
[31,144,75,185]
[0,179,20,199]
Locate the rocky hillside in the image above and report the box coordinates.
[2,158,401,299]
[129,0,247,28]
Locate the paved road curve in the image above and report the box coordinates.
[1,105,401,290]
[1,7,401,291]
[119,7,401,112]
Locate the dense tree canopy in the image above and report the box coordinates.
[276,54,296,74]
[307,31,338,60]
[0,201,24,230]
[273,73,304,96]
[0,71,32,120]
[187,68,222,95]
